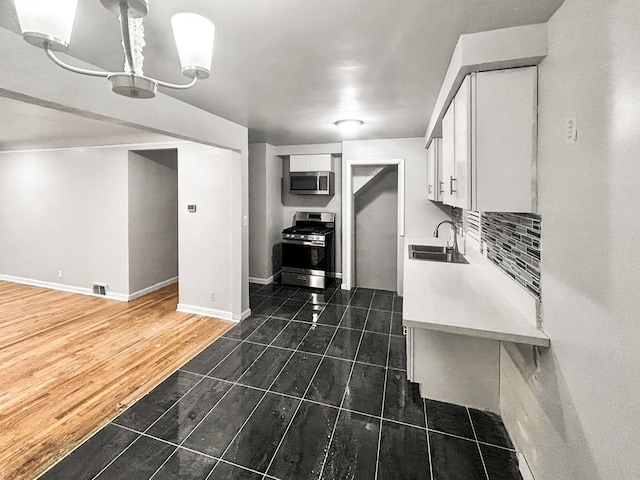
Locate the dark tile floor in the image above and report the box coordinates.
[38,281,523,480]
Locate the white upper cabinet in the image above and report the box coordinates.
[426,137,442,201]
[441,103,455,206]
[474,67,537,213]
[453,75,472,209]
[438,66,537,213]
[289,154,333,172]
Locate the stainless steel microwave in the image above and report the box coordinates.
[289,171,335,195]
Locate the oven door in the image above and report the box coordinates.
[282,239,328,275]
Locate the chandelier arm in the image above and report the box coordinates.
[155,76,199,90]
[45,45,111,78]
[119,2,136,74]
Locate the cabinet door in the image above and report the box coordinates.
[474,67,537,212]
[453,75,472,210]
[290,154,332,172]
[426,138,441,201]
[441,103,455,206]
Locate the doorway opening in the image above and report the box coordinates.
[127,148,179,300]
[342,158,405,294]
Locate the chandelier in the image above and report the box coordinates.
[12,0,215,99]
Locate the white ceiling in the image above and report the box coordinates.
[0,0,565,148]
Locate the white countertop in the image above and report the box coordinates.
[403,238,549,347]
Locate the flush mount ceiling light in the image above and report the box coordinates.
[335,119,364,135]
[12,0,215,99]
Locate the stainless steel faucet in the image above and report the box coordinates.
[433,220,459,254]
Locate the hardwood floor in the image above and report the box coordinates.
[0,280,234,480]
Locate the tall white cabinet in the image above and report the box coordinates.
[437,66,538,213]
[441,104,455,206]
[426,137,442,201]
[453,75,472,209]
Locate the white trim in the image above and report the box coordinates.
[518,452,535,480]
[176,303,238,322]
[233,308,252,322]
[342,158,405,292]
[0,274,128,301]
[127,277,178,301]
[0,140,189,155]
[248,272,279,285]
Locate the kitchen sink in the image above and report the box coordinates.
[408,244,468,264]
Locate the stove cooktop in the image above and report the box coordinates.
[282,225,334,235]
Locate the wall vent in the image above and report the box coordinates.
[92,283,107,296]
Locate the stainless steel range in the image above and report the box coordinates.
[281,212,335,288]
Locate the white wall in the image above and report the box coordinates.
[248,143,283,281]
[128,149,178,295]
[265,146,284,277]
[231,145,250,320]
[249,144,267,280]
[0,147,129,296]
[177,143,237,318]
[500,1,640,478]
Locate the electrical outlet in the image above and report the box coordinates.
[565,116,577,144]
[58,270,63,279]
[209,291,215,302]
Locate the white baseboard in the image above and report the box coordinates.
[176,303,238,322]
[0,274,128,301]
[127,277,178,301]
[249,272,280,285]
[233,308,252,321]
[518,452,535,480]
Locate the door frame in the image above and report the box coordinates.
[342,158,405,293]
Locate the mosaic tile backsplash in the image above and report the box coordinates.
[452,208,542,300]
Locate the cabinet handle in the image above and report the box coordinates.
[428,184,433,194]
[439,181,445,195]
[450,176,457,194]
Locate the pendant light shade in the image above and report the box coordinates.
[171,13,215,79]
[13,0,78,51]
[11,0,215,98]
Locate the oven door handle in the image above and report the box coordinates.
[282,239,326,247]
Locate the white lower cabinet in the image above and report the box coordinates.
[439,66,538,212]
[406,327,500,413]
